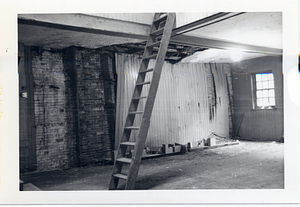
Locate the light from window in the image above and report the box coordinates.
[255,73,275,108]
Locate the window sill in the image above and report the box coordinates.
[251,107,277,111]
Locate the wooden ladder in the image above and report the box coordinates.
[108,13,176,190]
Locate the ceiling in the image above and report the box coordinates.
[18,23,142,49]
[18,12,282,63]
[186,12,282,49]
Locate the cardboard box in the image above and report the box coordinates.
[207,137,216,146]
[161,144,173,154]
[173,145,181,153]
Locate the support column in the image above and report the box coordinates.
[63,47,81,167]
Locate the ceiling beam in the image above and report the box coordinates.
[18,14,282,55]
[170,35,282,55]
[18,14,150,40]
[171,12,234,36]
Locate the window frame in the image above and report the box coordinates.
[251,71,276,110]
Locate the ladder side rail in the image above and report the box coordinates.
[113,14,161,159]
[113,13,161,158]
[125,13,176,190]
[109,13,166,190]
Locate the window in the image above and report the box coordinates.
[252,72,275,109]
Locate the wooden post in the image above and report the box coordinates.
[64,47,81,167]
[24,45,37,171]
[19,43,37,171]
[100,54,116,162]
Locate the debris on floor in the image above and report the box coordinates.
[20,141,284,190]
[135,133,239,159]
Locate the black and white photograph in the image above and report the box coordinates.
[18,12,285,191]
[0,0,299,205]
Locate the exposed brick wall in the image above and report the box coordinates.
[31,48,74,171]
[75,48,112,166]
[29,46,115,172]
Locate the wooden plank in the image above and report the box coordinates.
[120,142,136,146]
[18,42,29,171]
[153,14,167,24]
[124,126,140,130]
[24,45,37,171]
[100,54,116,163]
[170,35,282,55]
[116,157,132,164]
[18,14,282,55]
[114,173,128,180]
[18,15,149,40]
[136,81,151,86]
[143,54,157,60]
[171,12,233,36]
[128,111,144,115]
[64,47,81,167]
[150,28,164,36]
[139,68,154,73]
[132,96,147,100]
[73,48,81,167]
[146,41,161,48]
[109,13,163,190]
[125,13,176,190]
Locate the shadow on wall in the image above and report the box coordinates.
[231,56,283,141]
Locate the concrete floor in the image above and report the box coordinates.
[21,141,284,190]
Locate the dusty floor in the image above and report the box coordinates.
[21,141,284,190]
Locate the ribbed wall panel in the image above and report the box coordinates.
[231,56,283,141]
[87,13,218,28]
[115,54,232,148]
[87,13,154,24]
[176,12,219,27]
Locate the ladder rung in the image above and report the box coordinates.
[139,68,154,73]
[143,54,157,60]
[128,111,143,115]
[153,14,168,24]
[151,27,164,36]
[124,126,140,130]
[120,142,136,146]
[146,41,161,48]
[132,96,147,100]
[136,81,151,86]
[113,173,128,180]
[116,157,132,164]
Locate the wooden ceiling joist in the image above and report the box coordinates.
[171,12,242,36]
[18,13,282,55]
[170,35,282,56]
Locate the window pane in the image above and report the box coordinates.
[262,98,269,106]
[269,98,275,105]
[261,73,268,81]
[269,89,275,97]
[257,91,262,98]
[268,73,274,80]
[255,72,275,109]
[262,90,268,97]
[268,80,274,88]
[256,74,262,81]
[257,98,263,107]
[262,81,269,89]
[257,82,263,89]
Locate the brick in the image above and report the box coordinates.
[26,47,115,172]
